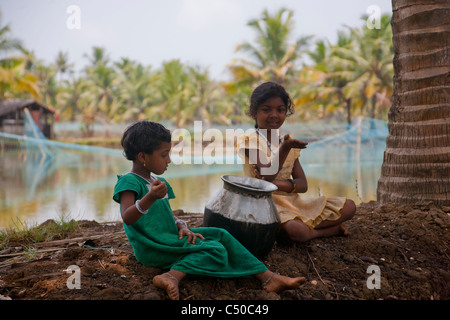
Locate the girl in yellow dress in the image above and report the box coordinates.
[237,82,356,244]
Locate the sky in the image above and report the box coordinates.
[0,0,392,80]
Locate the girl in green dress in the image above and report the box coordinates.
[113,120,306,300]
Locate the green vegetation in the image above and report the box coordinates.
[0,8,393,135]
[0,215,79,250]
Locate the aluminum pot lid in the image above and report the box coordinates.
[221,175,278,193]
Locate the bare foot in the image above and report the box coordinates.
[263,273,306,293]
[338,224,350,237]
[153,273,180,300]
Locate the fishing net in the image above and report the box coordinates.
[0,112,387,226]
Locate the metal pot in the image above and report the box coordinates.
[203,175,280,258]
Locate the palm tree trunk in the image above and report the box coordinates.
[377,0,450,205]
[346,98,352,126]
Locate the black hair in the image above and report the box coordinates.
[121,120,171,161]
[247,82,295,127]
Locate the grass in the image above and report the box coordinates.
[56,137,121,149]
[0,214,79,250]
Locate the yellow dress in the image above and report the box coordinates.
[237,130,346,229]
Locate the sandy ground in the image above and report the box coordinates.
[0,201,448,301]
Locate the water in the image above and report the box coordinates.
[0,148,381,229]
[0,117,387,229]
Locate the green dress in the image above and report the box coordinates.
[113,173,267,277]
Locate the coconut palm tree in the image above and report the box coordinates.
[188,64,233,126]
[377,0,450,205]
[54,51,74,83]
[114,58,155,122]
[330,14,393,120]
[0,13,41,100]
[55,76,89,121]
[84,46,109,66]
[150,60,194,128]
[0,57,41,101]
[0,12,23,57]
[228,8,311,87]
[295,31,357,124]
[81,46,118,133]
[296,15,394,125]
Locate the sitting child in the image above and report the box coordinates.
[237,82,356,244]
[113,120,306,299]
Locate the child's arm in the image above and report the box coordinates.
[173,214,204,244]
[248,135,307,182]
[120,180,168,225]
[252,158,308,193]
[289,159,308,193]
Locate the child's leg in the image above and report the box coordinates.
[254,270,306,292]
[279,200,356,243]
[154,269,306,298]
[280,219,343,242]
[153,269,186,300]
[314,199,356,229]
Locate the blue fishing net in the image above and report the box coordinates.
[0,114,387,226]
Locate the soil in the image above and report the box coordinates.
[0,201,448,301]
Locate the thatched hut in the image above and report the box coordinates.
[0,99,56,139]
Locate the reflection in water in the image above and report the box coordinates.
[0,117,387,228]
[0,149,129,227]
[0,147,381,228]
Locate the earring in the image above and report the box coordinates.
[143,162,146,167]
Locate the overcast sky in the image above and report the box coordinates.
[1,0,392,80]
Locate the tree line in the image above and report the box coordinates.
[0,8,393,136]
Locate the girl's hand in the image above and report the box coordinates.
[251,167,294,192]
[149,179,167,200]
[178,228,204,244]
[252,164,264,180]
[281,135,308,150]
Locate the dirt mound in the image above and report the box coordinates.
[0,202,448,300]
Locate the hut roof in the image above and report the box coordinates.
[0,99,55,117]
